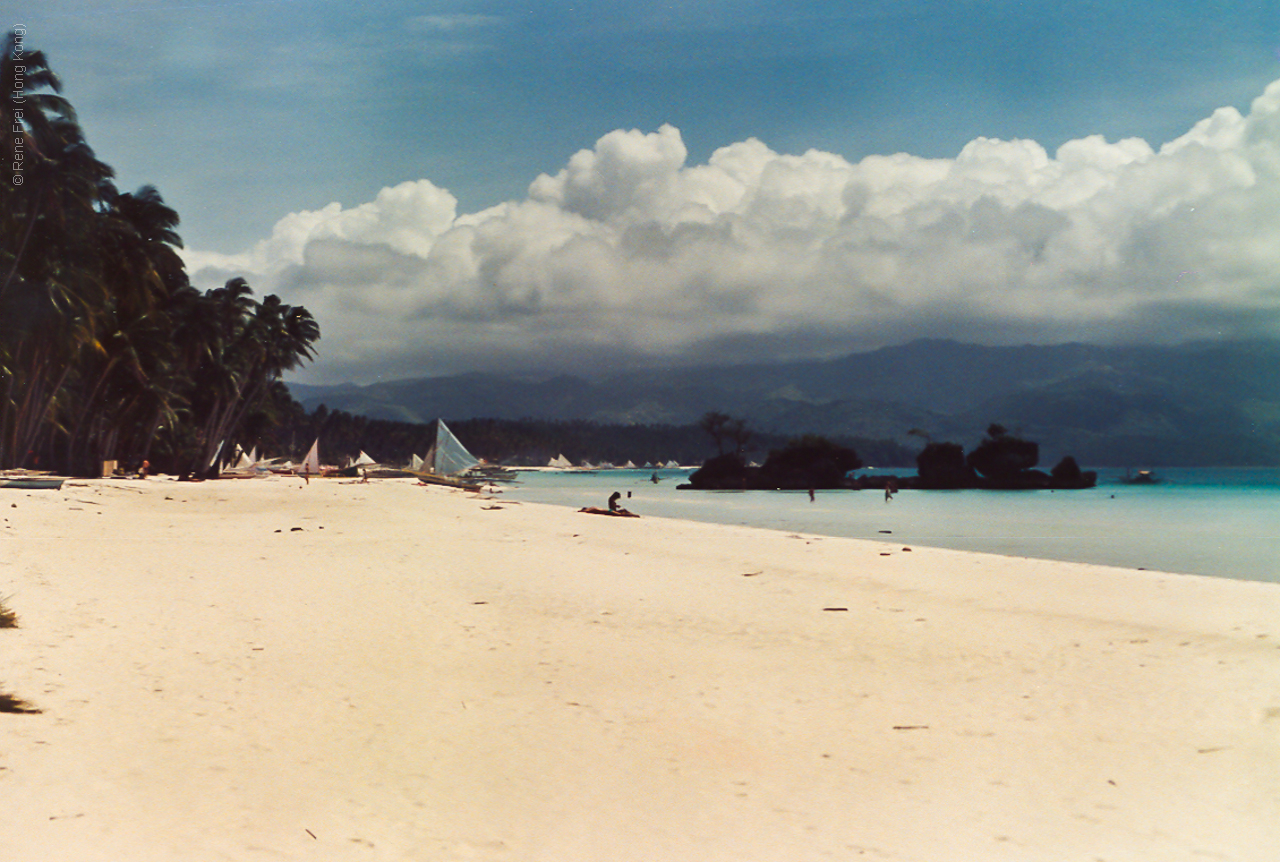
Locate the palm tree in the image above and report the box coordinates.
[179,280,320,476]
[0,34,115,470]
[1,31,91,302]
[64,236,189,472]
[1,34,322,475]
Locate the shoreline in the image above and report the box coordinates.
[504,469,1280,584]
[3,477,1279,860]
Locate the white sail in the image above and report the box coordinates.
[409,453,425,472]
[548,454,572,469]
[300,439,321,476]
[209,439,225,469]
[354,450,377,467]
[429,420,480,476]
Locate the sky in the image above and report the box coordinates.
[16,1,1280,384]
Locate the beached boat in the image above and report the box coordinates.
[1,477,64,490]
[405,420,488,490]
[414,472,484,491]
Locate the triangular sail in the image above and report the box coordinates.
[300,439,321,476]
[429,420,480,476]
[354,450,377,467]
[548,454,571,469]
[409,454,425,471]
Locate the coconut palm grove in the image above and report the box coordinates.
[1,32,320,478]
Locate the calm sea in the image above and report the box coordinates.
[500,467,1280,584]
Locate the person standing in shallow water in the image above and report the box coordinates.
[808,488,815,503]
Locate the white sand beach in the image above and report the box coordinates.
[2,477,1279,861]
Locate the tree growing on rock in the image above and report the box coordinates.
[914,441,975,489]
[760,435,861,489]
[966,424,1039,486]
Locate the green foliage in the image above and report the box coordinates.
[765,435,862,474]
[911,427,1094,489]
[914,441,973,489]
[698,411,732,454]
[697,411,751,455]
[966,427,1039,480]
[0,34,319,475]
[760,435,862,488]
[686,452,750,489]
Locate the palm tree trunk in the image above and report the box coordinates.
[64,355,120,466]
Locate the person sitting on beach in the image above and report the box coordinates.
[608,491,623,512]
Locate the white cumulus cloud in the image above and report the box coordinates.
[185,82,1280,383]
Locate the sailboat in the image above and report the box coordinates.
[220,445,261,478]
[300,438,321,476]
[424,419,480,476]
[412,420,487,489]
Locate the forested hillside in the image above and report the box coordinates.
[282,407,915,469]
[292,339,1280,466]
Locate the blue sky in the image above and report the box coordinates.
[16,1,1280,382]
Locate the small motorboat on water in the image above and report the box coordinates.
[466,464,519,482]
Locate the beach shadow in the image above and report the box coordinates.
[0,690,40,714]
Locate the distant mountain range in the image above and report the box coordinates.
[288,339,1280,467]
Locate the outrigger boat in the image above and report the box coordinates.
[0,477,64,490]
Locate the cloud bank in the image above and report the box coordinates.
[186,81,1280,383]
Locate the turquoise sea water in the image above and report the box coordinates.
[500,468,1280,584]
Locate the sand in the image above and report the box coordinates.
[2,476,1278,861]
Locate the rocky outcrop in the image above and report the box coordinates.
[681,437,863,490]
